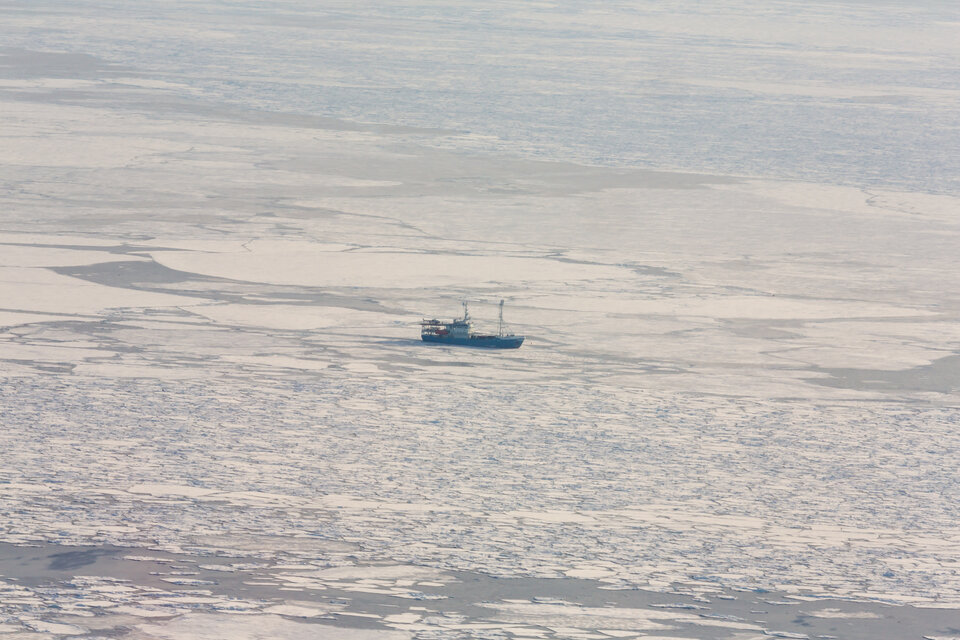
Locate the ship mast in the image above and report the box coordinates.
[462,300,469,322]
[498,299,504,337]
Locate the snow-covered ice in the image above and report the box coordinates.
[2,0,959,638]
[137,614,411,640]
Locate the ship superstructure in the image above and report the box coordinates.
[420,300,524,349]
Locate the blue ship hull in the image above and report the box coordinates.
[422,334,524,349]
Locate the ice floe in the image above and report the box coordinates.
[137,613,411,639]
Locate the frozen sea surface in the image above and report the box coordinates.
[1,0,959,638]
[3,375,959,606]
[4,0,959,193]
[1,542,956,640]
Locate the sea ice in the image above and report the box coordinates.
[2,1,960,637]
[137,613,411,640]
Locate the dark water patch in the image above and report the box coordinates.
[0,48,130,80]
[50,260,400,315]
[1,542,958,640]
[629,264,683,279]
[2,359,77,374]
[809,354,960,395]
[53,260,217,286]
[48,547,117,570]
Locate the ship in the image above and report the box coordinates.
[420,300,524,349]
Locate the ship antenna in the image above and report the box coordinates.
[499,299,504,337]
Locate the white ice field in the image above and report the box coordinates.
[2,1,960,638]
